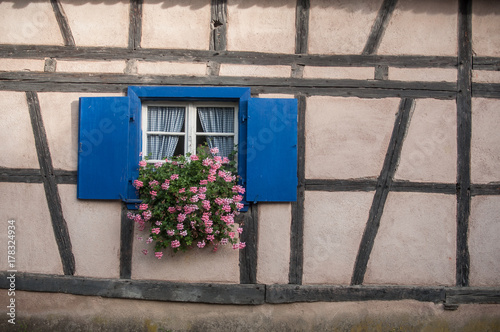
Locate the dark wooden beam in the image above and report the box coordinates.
[473,57,500,71]
[26,91,75,276]
[456,0,472,287]
[351,98,414,285]
[472,83,500,98]
[295,0,310,55]
[0,168,77,184]
[50,0,75,47]
[289,95,306,285]
[362,0,398,55]
[239,204,258,284]
[0,72,458,99]
[120,204,134,279]
[305,179,377,192]
[210,0,227,51]
[471,183,500,196]
[446,287,500,304]
[0,272,265,305]
[128,0,143,50]
[267,284,445,304]
[0,45,462,68]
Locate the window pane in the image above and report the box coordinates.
[196,135,234,158]
[147,135,184,159]
[197,107,234,133]
[148,106,185,132]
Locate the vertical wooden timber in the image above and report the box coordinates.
[50,0,75,47]
[26,91,75,276]
[289,95,306,284]
[456,0,472,287]
[128,0,143,50]
[362,0,398,55]
[208,0,227,76]
[120,203,134,279]
[292,0,309,78]
[239,204,258,284]
[351,98,414,285]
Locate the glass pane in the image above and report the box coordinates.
[197,107,234,133]
[197,136,234,158]
[148,106,185,132]
[147,134,184,159]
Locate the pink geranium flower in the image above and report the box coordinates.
[155,251,163,259]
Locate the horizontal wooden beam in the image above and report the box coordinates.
[0,272,265,305]
[0,71,458,99]
[267,284,445,304]
[0,44,460,68]
[1,272,498,305]
[0,168,76,184]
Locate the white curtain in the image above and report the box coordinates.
[147,106,185,159]
[197,107,234,157]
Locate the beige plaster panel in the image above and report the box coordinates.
[5,291,500,331]
[227,0,295,54]
[137,61,207,76]
[472,70,500,83]
[219,64,291,77]
[0,59,45,72]
[132,225,240,283]
[471,98,500,183]
[56,60,126,74]
[257,203,291,284]
[0,91,39,168]
[303,191,374,285]
[308,0,383,55]
[60,0,129,47]
[365,192,456,286]
[377,0,458,56]
[0,1,63,45]
[303,66,375,80]
[59,185,121,279]
[38,92,123,171]
[395,99,457,183]
[472,0,500,57]
[305,96,399,179]
[469,196,500,286]
[0,183,63,274]
[142,0,211,50]
[389,68,457,82]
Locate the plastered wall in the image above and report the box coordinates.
[0,1,499,328]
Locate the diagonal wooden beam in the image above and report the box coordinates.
[351,98,414,285]
[362,0,398,55]
[50,0,75,47]
[26,91,75,276]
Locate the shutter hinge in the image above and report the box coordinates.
[240,115,247,123]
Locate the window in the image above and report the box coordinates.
[142,101,238,162]
[77,86,298,207]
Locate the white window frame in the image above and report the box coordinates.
[141,101,239,162]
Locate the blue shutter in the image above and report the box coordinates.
[245,98,298,202]
[78,96,134,200]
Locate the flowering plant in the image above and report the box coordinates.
[128,146,246,257]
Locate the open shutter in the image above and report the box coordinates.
[246,98,298,202]
[78,96,132,200]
